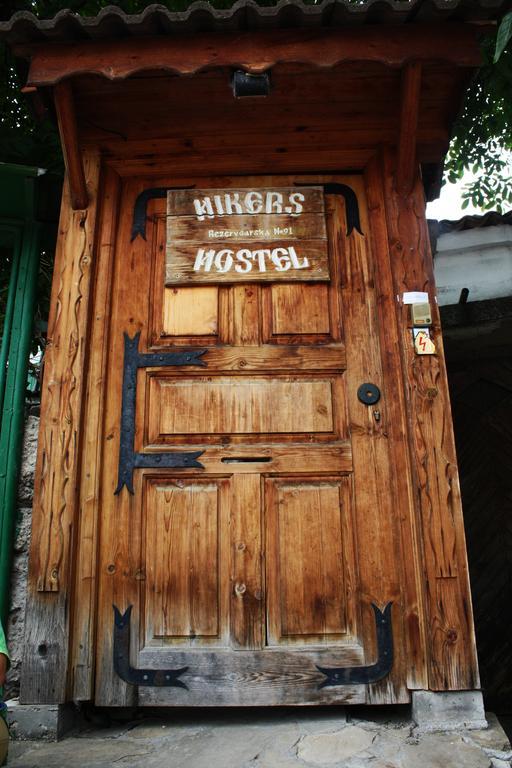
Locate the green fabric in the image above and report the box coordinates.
[0,622,8,703]
[0,624,8,663]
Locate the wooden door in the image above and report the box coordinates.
[92,173,409,707]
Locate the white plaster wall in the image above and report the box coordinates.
[434,224,512,306]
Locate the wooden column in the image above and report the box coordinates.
[21,150,101,704]
[54,80,88,210]
[381,148,480,690]
[396,62,422,196]
[364,158,429,691]
[71,167,121,701]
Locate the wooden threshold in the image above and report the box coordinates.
[134,647,367,707]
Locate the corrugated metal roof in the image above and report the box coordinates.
[438,210,512,233]
[429,210,512,254]
[0,0,509,44]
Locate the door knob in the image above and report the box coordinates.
[357,383,381,405]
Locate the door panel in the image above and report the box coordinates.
[270,284,331,335]
[162,286,219,336]
[150,216,229,347]
[262,281,341,344]
[265,476,353,645]
[94,173,408,706]
[148,376,336,436]
[142,477,229,648]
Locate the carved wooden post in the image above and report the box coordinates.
[21,150,101,703]
[381,147,480,690]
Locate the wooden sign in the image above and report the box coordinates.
[166,187,329,284]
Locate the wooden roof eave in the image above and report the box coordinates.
[22,23,488,210]
[18,23,488,87]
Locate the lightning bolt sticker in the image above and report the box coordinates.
[413,328,436,356]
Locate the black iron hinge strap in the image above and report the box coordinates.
[297,182,363,237]
[131,186,194,241]
[112,602,393,690]
[113,605,188,688]
[131,183,362,242]
[115,332,207,495]
[316,602,393,687]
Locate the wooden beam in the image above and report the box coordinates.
[22,24,486,86]
[54,80,88,210]
[396,61,422,196]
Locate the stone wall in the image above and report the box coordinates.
[6,414,38,699]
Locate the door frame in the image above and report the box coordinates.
[20,153,479,705]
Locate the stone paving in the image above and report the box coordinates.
[4,707,512,768]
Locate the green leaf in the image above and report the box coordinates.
[494,12,512,63]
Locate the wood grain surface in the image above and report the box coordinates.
[167,187,325,217]
[21,150,101,703]
[71,166,121,701]
[138,647,366,706]
[144,479,223,642]
[396,62,422,196]
[364,157,428,691]
[166,187,328,285]
[34,169,479,707]
[165,241,330,285]
[381,149,479,690]
[24,24,484,86]
[21,14,483,707]
[149,376,336,436]
[54,81,88,210]
[68,60,470,181]
[95,173,406,706]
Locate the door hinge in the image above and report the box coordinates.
[115,331,207,495]
[316,602,393,687]
[113,606,189,688]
